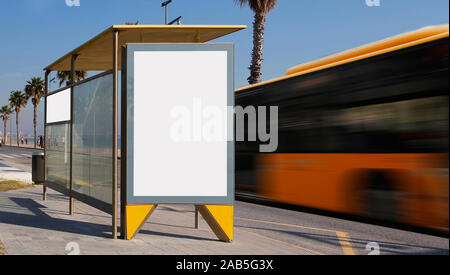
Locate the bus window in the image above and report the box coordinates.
[333,96,449,153]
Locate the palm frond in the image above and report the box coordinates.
[9,90,28,113]
[25,77,46,106]
[56,70,88,87]
[235,0,277,13]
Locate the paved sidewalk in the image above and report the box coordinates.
[1,144,42,149]
[0,187,311,255]
[0,163,32,183]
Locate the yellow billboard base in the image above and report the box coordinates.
[196,205,233,242]
[125,204,233,242]
[125,204,158,240]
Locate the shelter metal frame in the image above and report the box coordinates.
[42,25,246,240]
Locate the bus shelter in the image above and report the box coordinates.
[43,25,246,240]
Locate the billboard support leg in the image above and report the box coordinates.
[196,205,233,242]
[125,204,158,240]
[195,207,199,229]
[43,185,47,201]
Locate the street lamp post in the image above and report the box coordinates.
[9,119,11,146]
[161,0,172,25]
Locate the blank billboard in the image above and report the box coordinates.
[125,44,234,204]
[46,88,71,124]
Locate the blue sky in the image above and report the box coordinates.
[0,0,448,136]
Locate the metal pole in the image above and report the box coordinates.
[112,30,119,239]
[43,70,50,201]
[69,54,77,216]
[165,5,168,24]
[120,45,128,240]
[195,207,199,229]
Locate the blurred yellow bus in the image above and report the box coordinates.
[235,25,449,232]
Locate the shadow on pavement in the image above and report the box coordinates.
[0,197,221,242]
[0,197,111,238]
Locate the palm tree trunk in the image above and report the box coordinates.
[3,120,6,145]
[16,112,19,147]
[34,104,37,148]
[248,12,266,85]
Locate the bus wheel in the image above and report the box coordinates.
[364,170,399,223]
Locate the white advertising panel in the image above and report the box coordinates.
[46,88,71,124]
[126,44,234,204]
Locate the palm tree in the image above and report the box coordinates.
[236,0,278,84]
[9,90,28,147]
[56,71,87,87]
[25,77,45,148]
[0,105,13,145]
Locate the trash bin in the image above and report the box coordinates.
[32,152,45,184]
